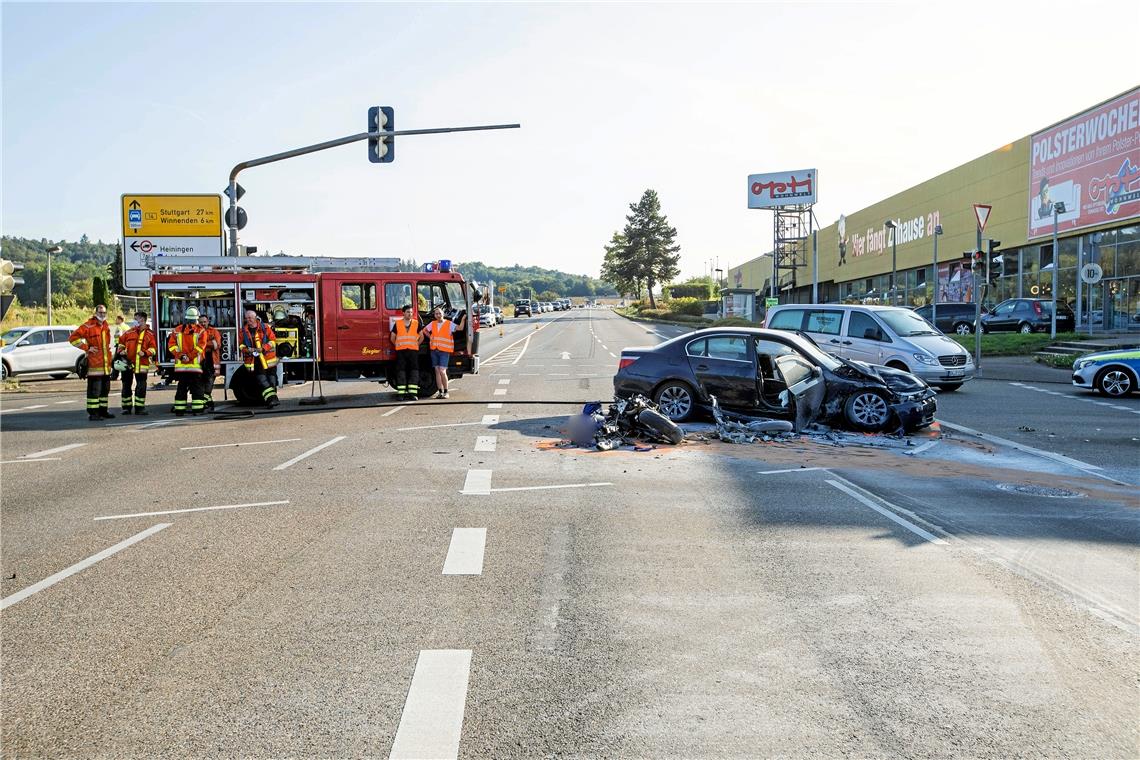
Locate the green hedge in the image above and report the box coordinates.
[667,284,712,299]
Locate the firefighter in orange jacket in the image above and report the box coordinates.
[239,309,280,408]
[197,312,223,411]
[70,303,114,421]
[390,304,422,400]
[115,310,157,415]
[167,306,207,415]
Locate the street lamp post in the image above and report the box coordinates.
[45,245,62,326]
[884,219,898,304]
[931,225,943,324]
[1051,201,1066,338]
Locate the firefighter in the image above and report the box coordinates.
[70,303,114,421]
[109,314,129,381]
[239,309,280,408]
[115,310,157,415]
[421,306,466,399]
[197,312,223,411]
[390,304,422,401]
[167,306,207,416]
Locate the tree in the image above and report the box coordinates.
[623,189,680,309]
[92,276,108,308]
[600,231,640,299]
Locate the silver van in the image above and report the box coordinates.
[764,304,975,391]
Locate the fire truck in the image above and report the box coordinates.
[146,255,479,404]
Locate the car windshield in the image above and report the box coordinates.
[2,328,31,344]
[780,331,843,371]
[876,308,941,336]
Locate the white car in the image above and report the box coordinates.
[476,306,497,328]
[1,325,84,380]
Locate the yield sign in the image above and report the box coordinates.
[973,203,993,232]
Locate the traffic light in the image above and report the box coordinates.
[1,258,24,293]
[986,239,1002,283]
[963,250,983,270]
[368,106,395,163]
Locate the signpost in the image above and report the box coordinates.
[971,204,992,370]
[121,194,223,289]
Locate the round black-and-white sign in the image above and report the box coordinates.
[1080,263,1103,284]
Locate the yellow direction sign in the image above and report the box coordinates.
[121,194,222,237]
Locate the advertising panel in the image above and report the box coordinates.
[1029,88,1140,238]
[747,169,817,208]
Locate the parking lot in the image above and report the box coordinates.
[2,308,1137,757]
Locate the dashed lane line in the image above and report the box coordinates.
[398,416,498,432]
[442,528,486,575]
[461,469,493,495]
[487,403,503,409]
[489,482,613,493]
[382,404,409,417]
[0,458,62,465]
[21,443,87,459]
[0,523,172,611]
[939,420,1112,478]
[389,649,472,760]
[498,378,511,385]
[757,467,825,475]
[493,388,508,396]
[272,436,346,471]
[95,500,290,521]
[181,439,300,451]
[1009,381,1140,414]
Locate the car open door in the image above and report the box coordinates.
[686,335,755,408]
[774,353,827,432]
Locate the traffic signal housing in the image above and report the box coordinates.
[368,106,395,163]
[986,239,1002,283]
[0,258,24,293]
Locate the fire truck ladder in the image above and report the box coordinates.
[144,255,402,274]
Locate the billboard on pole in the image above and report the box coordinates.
[747,169,817,208]
[1028,87,1140,239]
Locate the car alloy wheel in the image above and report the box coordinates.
[654,382,694,422]
[954,323,972,335]
[1096,368,1133,397]
[844,391,891,431]
[1018,322,1033,334]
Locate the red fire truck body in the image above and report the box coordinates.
[148,258,478,402]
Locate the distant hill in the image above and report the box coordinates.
[454,261,617,301]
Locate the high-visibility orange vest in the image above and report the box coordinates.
[240,322,278,370]
[118,326,158,373]
[428,320,454,353]
[70,318,113,376]
[168,324,205,374]
[393,319,420,351]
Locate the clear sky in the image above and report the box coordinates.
[2,1,1137,280]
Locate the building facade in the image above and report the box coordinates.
[730,87,1140,331]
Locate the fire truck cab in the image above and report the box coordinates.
[148,256,479,404]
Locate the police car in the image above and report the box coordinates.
[1071,348,1140,397]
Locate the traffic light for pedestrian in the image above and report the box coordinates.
[368,106,395,163]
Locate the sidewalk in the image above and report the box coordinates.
[975,356,1074,385]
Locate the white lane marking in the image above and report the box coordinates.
[939,420,1104,472]
[389,649,472,760]
[519,373,540,376]
[498,379,511,385]
[512,333,535,365]
[481,414,499,425]
[0,523,171,611]
[757,467,825,475]
[54,400,77,405]
[399,420,490,432]
[826,479,947,545]
[493,388,508,396]
[549,373,570,376]
[461,469,492,495]
[273,436,346,471]
[608,351,616,358]
[487,403,503,409]
[904,440,941,456]
[1111,405,1131,411]
[95,500,290,521]
[474,435,497,452]
[20,404,47,410]
[21,443,87,459]
[0,458,62,464]
[560,351,571,360]
[382,404,409,417]
[442,528,486,575]
[489,482,613,493]
[180,439,300,451]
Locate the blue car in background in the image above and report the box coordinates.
[1071,348,1140,397]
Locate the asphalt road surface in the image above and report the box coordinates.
[2,308,1137,758]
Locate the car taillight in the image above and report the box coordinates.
[618,356,638,371]
[1032,301,1043,315]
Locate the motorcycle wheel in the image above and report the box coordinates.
[636,408,684,445]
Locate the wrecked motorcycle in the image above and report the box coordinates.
[593,394,685,449]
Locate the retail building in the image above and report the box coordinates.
[729,87,1139,331]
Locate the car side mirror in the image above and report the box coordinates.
[812,366,823,379]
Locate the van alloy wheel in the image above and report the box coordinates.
[954,323,972,335]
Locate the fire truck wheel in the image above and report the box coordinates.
[228,367,262,406]
[417,368,438,399]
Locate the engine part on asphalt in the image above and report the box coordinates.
[709,396,795,444]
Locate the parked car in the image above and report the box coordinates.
[913,302,979,335]
[979,298,1075,334]
[615,327,937,432]
[514,299,533,317]
[1,325,83,381]
[765,304,975,391]
[1071,348,1140,397]
[494,306,504,322]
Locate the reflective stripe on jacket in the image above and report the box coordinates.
[168,324,205,373]
[427,320,454,353]
[393,319,420,351]
[240,322,278,370]
[70,318,112,376]
[118,326,158,373]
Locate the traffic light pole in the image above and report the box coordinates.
[225,122,520,255]
[975,225,982,371]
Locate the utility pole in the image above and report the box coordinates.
[46,246,61,325]
[1051,201,1066,338]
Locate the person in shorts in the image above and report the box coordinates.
[421,307,466,399]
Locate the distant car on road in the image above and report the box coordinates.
[615,326,937,432]
[1,325,83,381]
[1071,347,1140,397]
[514,299,533,317]
[980,298,1075,334]
[494,306,504,323]
[913,302,979,335]
[475,305,497,328]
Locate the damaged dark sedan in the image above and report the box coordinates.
[614,327,936,433]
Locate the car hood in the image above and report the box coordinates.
[846,359,931,393]
[907,334,968,354]
[1075,348,1140,363]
